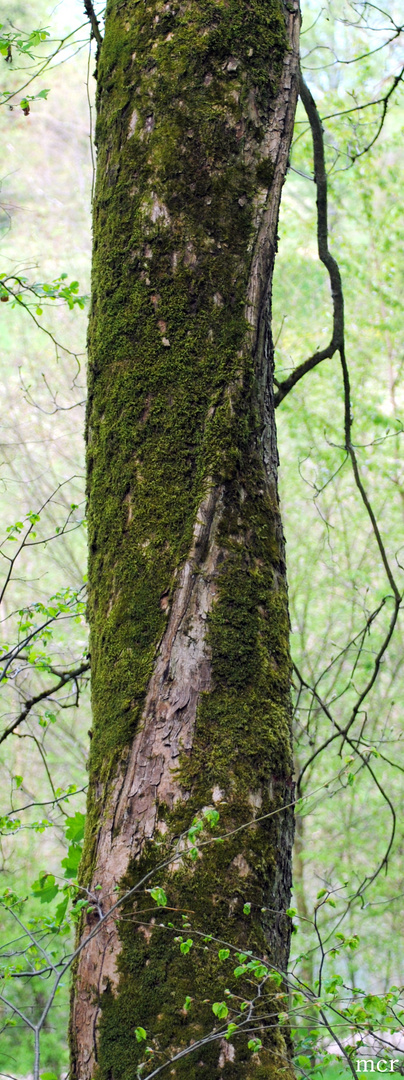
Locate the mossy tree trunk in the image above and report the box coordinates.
[71,1,300,1077]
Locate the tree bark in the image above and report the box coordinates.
[71,1,300,1077]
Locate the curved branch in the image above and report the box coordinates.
[275,73,344,408]
[275,64,404,407]
[274,341,336,406]
[279,72,401,639]
[298,75,344,341]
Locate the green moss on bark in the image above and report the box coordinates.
[86,0,289,780]
[77,0,297,1075]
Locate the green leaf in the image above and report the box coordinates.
[212,1001,229,1020]
[32,873,59,904]
[257,965,269,978]
[269,970,282,986]
[150,886,167,907]
[41,1072,59,1080]
[135,1027,147,1042]
[316,888,327,899]
[248,1038,263,1052]
[13,775,23,788]
[225,1022,238,1039]
[286,907,297,917]
[54,896,69,925]
[296,1055,311,1068]
[65,811,85,843]
[325,975,344,993]
[180,938,193,954]
[218,948,230,961]
[183,995,192,1011]
[243,902,251,914]
[61,843,82,879]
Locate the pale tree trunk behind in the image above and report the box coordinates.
[71,1,300,1077]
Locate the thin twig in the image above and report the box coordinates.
[0,662,90,744]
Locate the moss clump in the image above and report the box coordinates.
[256,157,275,189]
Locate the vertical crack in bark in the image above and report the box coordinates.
[73,485,226,1072]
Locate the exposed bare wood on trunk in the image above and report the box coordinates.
[72,485,225,1069]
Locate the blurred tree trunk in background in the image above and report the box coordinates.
[71,1,300,1077]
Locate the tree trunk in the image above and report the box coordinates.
[71,1,300,1077]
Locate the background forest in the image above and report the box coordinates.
[0,1,403,1077]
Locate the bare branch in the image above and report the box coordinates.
[0,662,90,745]
[277,73,402,609]
[83,1,103,47]
[321,62,404,159]
[274,73,344,408]
[274,342,336,406]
